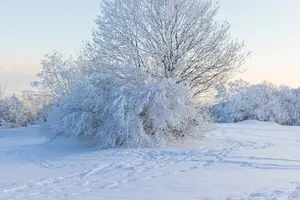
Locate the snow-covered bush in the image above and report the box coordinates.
[44,65,209,148]
[212,81,300,125]
[0,93,41,128]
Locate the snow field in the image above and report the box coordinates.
[1,121,300,199]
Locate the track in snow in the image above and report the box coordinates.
[1,121,300,200]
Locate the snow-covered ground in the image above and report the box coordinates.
[1,121,300,200]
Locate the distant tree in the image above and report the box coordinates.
[0,90,47,128]
[0,98,9,127]
[0,83,7,99]
[212,81,300,125]
[85,0,249,96]
[32,51,78,97]
[6,94,23,125]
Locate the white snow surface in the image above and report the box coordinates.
[1,121,300,200]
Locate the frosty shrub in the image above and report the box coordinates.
[0,93,38,128]
[211,81,300,126]
[44,65,209,148]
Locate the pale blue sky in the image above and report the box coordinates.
[0,0,299,92]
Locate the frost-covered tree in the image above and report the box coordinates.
[32,51,80,97]
[20,90,48,123]
[0,84,6,99]
[215,79,250,103]
[0,84,8,127]
[84,0,249,96]
[6,94,23,124]
[0,94,24,127]
[211,81,300,125]
[276,87,300,125]
[0,90,44,128]
[0,98,9,128]
[38,0,250,146]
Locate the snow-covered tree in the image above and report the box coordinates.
[6,94,23,125]
[32,51,80,97]
[0,90,44,128]
[0,98,9,128]
[211,81,300,126]
[37,0,251,146]
[20,90,48,124]
[215,79,250,103]
[84,0,249,96]
[0,83,6,99]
